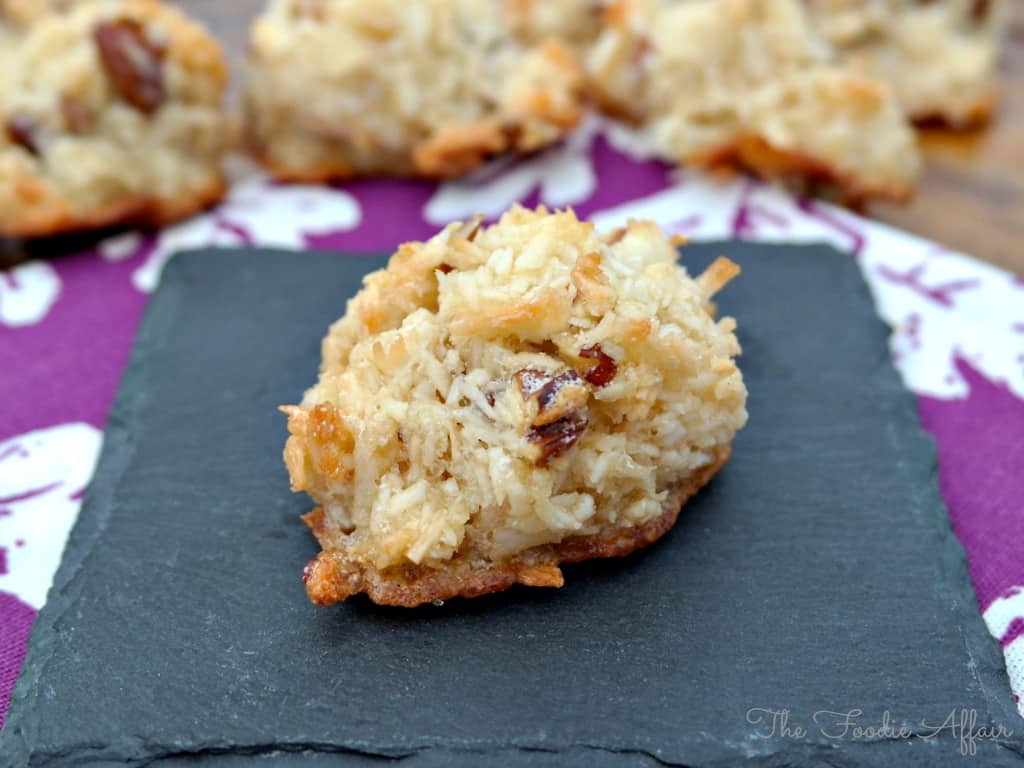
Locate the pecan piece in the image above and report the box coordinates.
[513,367,552,400]
[94,18,166,116]
[514,367,589,427]
[5,115,41,155]
[514,367,590,463]
[528,414,589,466]
[534,370,587,425]
[579,344,617,388]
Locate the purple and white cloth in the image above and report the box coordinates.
[2,119,1022,729]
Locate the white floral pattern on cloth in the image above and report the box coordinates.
[0,121,1022,721]
[986,587,1024,715]
[0,262,61,328]
[0,424,101,610]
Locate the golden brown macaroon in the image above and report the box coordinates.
[586,0,921,203]
[804,0,1008,127]
[505,0,1008,129]
[282,206,748,607]
[244,0,586,182]
[0,0,234,238]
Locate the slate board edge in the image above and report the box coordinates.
[1,244,1021,767]
[850,250,1023,736]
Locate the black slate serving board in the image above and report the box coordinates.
[2,243,1021,768]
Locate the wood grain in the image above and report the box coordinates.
[872,4,1024,274]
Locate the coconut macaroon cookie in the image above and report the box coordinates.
[244,0,586,181]
[0,0,233,237]
[282,207,748,606]
[805,0,1009,127]
[587,0,921,202]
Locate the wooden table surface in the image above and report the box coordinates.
[29,1,1024,274]
[871,5,1024,276]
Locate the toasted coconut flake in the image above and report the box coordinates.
[696,257,741,297]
